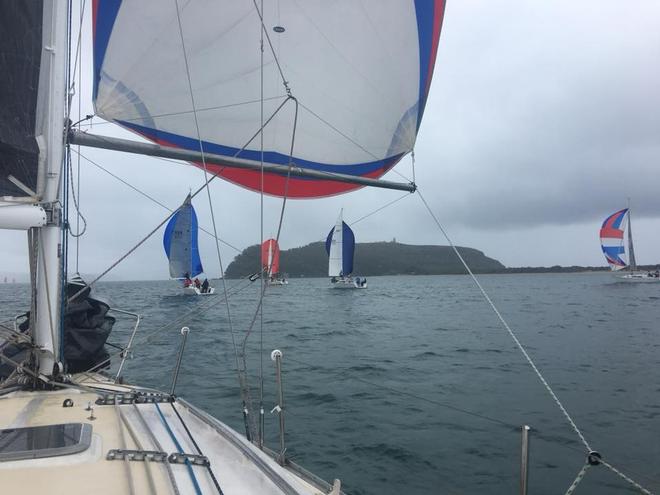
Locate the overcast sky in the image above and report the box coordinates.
[2,0,659,281]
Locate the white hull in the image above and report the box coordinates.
[330,277,367,289]
[267,279,288,286]
[0,375,339,495]
[183,286,216,295]
[617,272,660,283]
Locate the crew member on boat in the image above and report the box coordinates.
[183,273,192,287]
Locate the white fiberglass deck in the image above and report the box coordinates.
[0,375,337,495]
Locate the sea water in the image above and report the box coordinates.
[1,273,658,494]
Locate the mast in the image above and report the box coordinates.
[33,1,69,376]
[627,207,637,272]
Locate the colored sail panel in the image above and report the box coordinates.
[163,197,203,278]
[325,213,355,276]
[261,239,280,276]
[92,0,445,198]
[0,1,44,199]
[600,208,628,270]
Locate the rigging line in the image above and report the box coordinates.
[349,192,411,227]
[297,101,378,162]
[132,404,181,495]
[75,0,85,272]
[154,402,203,495]
[67,94,294,304]
[259,0,266,447]
[251,0,290,93]
[118,408,158,495]
[237,94,300,439]
[173,0,245,433]
[416,189,593,453]
[66,148,87,238]
[73,149,241,253]
[600,459,655,495]
[171,403,225,494]
[75,96,287,128]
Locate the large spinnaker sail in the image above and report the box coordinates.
[0,1,48,200]
[326,213,355,277]
[600,208,628,271]
[92,1,445,198]
[261,239,280,277]
[163,196,203,278]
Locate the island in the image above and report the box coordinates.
[224,241,505,278]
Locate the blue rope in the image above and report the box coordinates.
[155,402,203,495]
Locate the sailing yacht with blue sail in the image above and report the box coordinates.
[163,195,215,295]
[0,1,445,493]
[600,207,659,282]
[326,211,367,289]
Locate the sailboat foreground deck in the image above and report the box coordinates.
[0,375,338,495]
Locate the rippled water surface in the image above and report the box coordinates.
[2,273,659,494]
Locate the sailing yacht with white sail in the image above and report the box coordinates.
[600,207,660,282]
[0,1,444,493]
[326,211,367,289]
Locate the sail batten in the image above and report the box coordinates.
[92,0,445,198]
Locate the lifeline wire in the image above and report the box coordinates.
[417,189,656,495]
[417,188,592,453]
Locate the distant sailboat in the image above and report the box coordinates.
[163,195,215,294]
[600,208,659,282]
[262,238,288,286]
[326,210,367,289]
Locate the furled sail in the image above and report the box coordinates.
[600,208,628,270]
[0,1,45,199]
[326,212,355,277]
[163,195,203,278]
[261,239,280,277]
[92,1,445,198]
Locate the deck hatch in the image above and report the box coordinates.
[0,423,92,461]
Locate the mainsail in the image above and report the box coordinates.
[163,195,203,278]
[0,2,46,199]
[600,208,628,270]
[91,1,445,198]
[326,212,355,277]
[261,238,280,277]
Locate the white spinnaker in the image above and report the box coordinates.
[328,211,344,277]
[94,1,421,166]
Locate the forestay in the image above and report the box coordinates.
[92,0,445,198]
[163,195,203,278]
[600,208,628,270]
